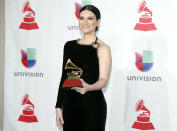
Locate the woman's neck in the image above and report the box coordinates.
[81,32,97,45]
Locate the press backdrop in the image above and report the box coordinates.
[4,0,177,131]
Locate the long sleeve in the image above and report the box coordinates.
[55,42,69,109]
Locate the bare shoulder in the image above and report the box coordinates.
[97,39,111,54]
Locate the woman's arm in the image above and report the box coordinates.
[71,42,112,94]
[55,42,69,109]
[88,43,112,91]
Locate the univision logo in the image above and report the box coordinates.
[14,48,43,78]
[75,0,92,19]
[135,50,153,72]
[68,0,92,31]
[21,48,36,68]
[127,50,161,82]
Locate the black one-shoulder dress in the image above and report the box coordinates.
[55,40,107,131]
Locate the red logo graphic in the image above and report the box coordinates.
[18,94,38,123]
[132,99,155,130]
[75,2,82,19]
[19,1,39,30]
[75,0,92,19]
[134,0,157,31]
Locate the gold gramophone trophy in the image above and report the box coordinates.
[62,58,83,89]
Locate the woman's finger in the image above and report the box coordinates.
[71,87,86,94]
[79,78,84,82]
[56,117,62,128]
[71,87,81,93]
[59,118,63,128]
[81,90,85,94]
[61,116,64,125]
[80,79,85,85]
[71,87,81,90]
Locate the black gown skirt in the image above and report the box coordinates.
[55,40,107,131]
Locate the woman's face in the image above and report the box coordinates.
[79,10,100,34]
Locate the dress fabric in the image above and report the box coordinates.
[55,40,107,131]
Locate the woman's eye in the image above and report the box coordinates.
[79,17,84,20]
[88,17,94,20]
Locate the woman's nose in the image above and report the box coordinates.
[83,19,88,24]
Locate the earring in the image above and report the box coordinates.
[96,26,99,31]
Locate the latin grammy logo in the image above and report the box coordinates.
[18,94,38,123]
[19,1,39,30]
[132,99,155,130]
[134,0,157,31]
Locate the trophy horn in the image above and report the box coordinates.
[65,58,83,77]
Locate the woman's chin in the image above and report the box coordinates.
[82,30,95,34]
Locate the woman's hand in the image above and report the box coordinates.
[56,108,64,128]
[71,78,91,94]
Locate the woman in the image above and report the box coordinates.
[55,5,112,131]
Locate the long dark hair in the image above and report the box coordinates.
[79,5,101,31]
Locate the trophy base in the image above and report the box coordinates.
[132,121,155,130]
[19,22,39,30]
[62,79,83,89]
[18,114,38,123]
[134,23,157,31]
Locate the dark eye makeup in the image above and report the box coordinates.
[79,16,95,20]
